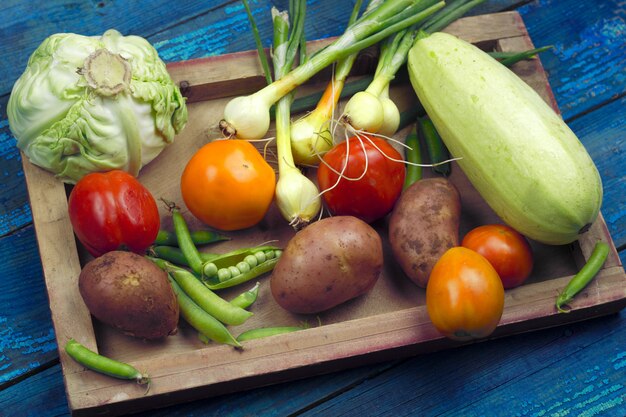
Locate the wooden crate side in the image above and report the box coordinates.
[20,156,97,412]
[62,263,626,416]
[20,11,625,417]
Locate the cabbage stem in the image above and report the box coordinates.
[221,0,445,140]
[82,49,131,96]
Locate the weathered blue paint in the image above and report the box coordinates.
[0,1,624,416]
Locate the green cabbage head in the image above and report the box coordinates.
[7,29,188,183]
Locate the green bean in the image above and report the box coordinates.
[171,207,205,275]
[229,282,260,309]
[64,339,150,385]
[236,326,305,342]
[168,275,241,347]
[151,257,252,326]
[403,124,422,189]
[418,115,450,176]
[151,245,217,266]
[155,229,230,247]
[495,45,554,67]
[556,241,610,313]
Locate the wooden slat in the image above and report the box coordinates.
[516,0,626,121]
[0,225,57,385]
[19,157,96,395]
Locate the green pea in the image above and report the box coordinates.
[244,254,259,268]
[236,261,251,274]
[204,256,281,290]
[217,268,232,282]
[203,262,218,277]
[228,265,241,277]
[254,251,267,263]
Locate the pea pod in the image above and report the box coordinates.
[202,246,282,290]
[403,124,422,189]
[65,339,150,385]
[155,229,229,247]
[151,245,217,266]
[236,326,305,342]
[170,205,205,275]
[229,282,260,309]
[168,275,241,347]
[151,257,253,326]
[418,115,450,176]
[556,241,610,313]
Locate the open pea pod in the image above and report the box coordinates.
[201,245,282,290]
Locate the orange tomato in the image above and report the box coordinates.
[426,247,505,341]
[180,139,276,231]
[462,224,533,289]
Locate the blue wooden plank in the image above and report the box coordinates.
[0,365,70,417]
[0,0,218,95]
[297,311,626,417]
[0,1,623,416]
[569,96,626,253]
[0,225,57,386]
[518,0,626,121]
[0,112,31,237]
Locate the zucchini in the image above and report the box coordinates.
[407,32,602,245]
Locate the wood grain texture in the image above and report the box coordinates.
[16,9,625,416]
[0,225,57,386]
[0,0,624,416]
[517,0,626,121]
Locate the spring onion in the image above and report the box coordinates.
[220,0,446,140]
[271,3,322,229]
[290,0,378,165]
[341,0,484,135]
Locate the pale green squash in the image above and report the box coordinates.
[407,32,602,245]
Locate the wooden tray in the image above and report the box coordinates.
[22,11,626,417]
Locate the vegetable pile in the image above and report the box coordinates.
[13,0,611,386]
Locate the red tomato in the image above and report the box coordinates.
[426,247,505,341]
[180,139,276,231]
[317,135,405,223]
[68,170,160,257]
[462,224,533,289]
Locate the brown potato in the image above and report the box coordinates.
[388,177,461,287]
[270,216,383,314]
[79,251,179,339]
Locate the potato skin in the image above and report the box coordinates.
[270,216,383,314]
[389,178,461,287]
[79,251,179,339]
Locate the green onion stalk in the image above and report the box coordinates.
[219,0,446,140]
[271,2,322,230]
[289,0,379,165]
[341,0,485,135]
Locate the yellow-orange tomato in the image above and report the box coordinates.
[426,247,505,341]
[181,139,276,231]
